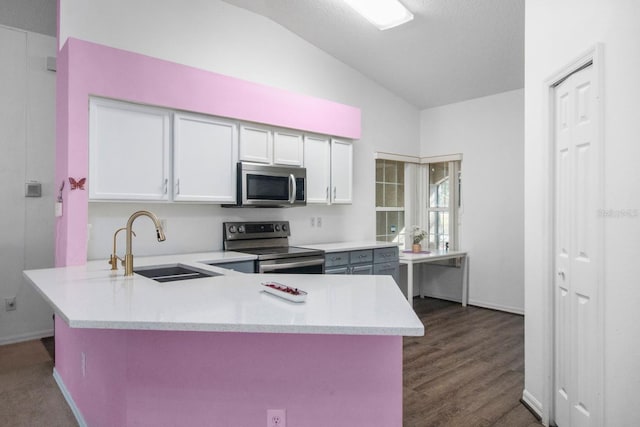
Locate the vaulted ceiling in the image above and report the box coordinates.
[222,0,524,109]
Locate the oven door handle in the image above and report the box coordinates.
[259,258,324,273]
[288,174,296,204]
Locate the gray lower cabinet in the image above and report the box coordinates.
[323,247,399,283]
[209,260,255,273]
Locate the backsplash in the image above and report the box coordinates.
[86,202,355,260]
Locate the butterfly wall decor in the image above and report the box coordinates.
[69,177,86,190]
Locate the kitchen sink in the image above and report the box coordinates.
[134,265,221,282]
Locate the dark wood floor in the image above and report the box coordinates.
[404,298,541,427]
[1,299,540,427]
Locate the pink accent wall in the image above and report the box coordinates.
[55,38,361,266]
[55,318,402,426]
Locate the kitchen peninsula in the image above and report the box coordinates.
[24,253,423,427]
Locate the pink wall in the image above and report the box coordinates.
[55,38,361,266]
[55,318,402,426]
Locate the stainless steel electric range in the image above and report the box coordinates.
[223,221,325,274]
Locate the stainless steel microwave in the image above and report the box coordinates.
[229,162,306,207]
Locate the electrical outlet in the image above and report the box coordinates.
[4,297,16,311]
[310,217,315,227]
[316,217,322,228]
[267,409,286,427]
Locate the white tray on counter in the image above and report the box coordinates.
[261,282,307,303]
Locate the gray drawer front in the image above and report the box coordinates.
[325,252,350,267]
[373,262,400,284]
[350,250,373,264]
[374,247,399,263]
[351,264,373,275]
[212,260,255,273]
[325,266,349,275]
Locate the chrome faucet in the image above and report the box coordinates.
[123,210,166,276]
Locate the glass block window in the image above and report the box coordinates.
[375,159,405,245]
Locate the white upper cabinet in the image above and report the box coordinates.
[304,134,331,204]
[239,123,272,164]
[239,123,303,166]
[173,113,238,203]
[330,139,353,204]
[89,98,170,201]
[273,128,303,166]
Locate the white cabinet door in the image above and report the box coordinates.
[89,98,170,201]
[273,128,303,166]
[330,139,353,204]
[239,123,272,164]
[173,113,238,202]
[304,134,331,204]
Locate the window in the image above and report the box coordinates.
[375,159,406,245]
[425,161,460,251]
[375,153,461,252]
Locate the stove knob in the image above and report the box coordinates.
[238,225,245,233]
[275,224,281,231]
[228,225,237,233]
[282,224,288,232]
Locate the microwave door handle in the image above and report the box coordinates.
[289,174,296,204]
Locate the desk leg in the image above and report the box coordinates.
[461,255,468,307]
[407,262,413,307]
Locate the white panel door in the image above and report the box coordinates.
[173,113,238,203]
[273,128,303,166]
[554,65,599,427]
[330,139,353,204]
[239,123,272,164]
[89,98,170,200]
[304,134,331,204]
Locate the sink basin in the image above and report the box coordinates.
[134,265,221,282]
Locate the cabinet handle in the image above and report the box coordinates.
[163,178,168,194]
[326,186,329,200]
[359,254,367,259]
[333,187,337,199]
[175,179,180,195]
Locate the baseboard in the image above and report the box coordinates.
[418,292,462,303]
[53,368,87,427]
[521,389,543,421]
[0,328,54,346]
[467,299,524,315]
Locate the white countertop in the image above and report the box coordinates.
[398,249,468,262]
[24,252,423,337]
[299,241,399,253]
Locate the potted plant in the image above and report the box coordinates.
[411,226,426,253]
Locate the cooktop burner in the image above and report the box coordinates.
[236,246,323,261]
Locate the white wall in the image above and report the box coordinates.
[420,89,524,314]
[525,1,640,424]
[0,26,57,344]
[58,0,421,259]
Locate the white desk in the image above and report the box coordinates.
[399,250,468,307]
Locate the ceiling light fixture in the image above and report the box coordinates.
[342,0,414,30]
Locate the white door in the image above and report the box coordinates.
[330,139,353,204]
[554,64,599,427]
[273,128,303,166]
[89,98,170,201]
[173,113,238,203]
[239,123,272,164]
[304,134,331,204]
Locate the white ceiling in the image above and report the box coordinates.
[222,0,524,110]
